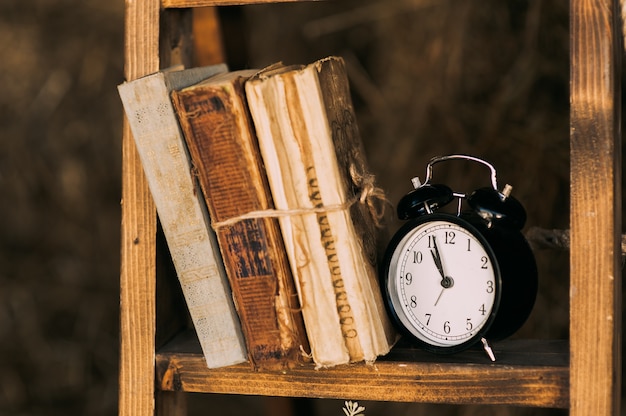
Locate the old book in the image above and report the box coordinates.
[171,70,310,370]
[245,56,397,368]
[117,65,248,369]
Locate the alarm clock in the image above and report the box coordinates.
[381,154,538,360]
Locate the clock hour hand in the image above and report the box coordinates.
[430,237,446,280]
[431,236,454,290]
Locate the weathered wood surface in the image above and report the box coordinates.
[119,0,160,415]
[526,227,626,257]
[163,0,318,8]
[156,332,569,408]
[570,1,622,416]
[118,0,624,414]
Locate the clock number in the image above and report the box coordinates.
[486,280,494,293]
[481,256,489,269]
[428,235,435,248]
[425,313,432,325]
[404,272,413,285]
[445,231,455,244]
[466,318,473,331]
[413,251,423,264]
[410,296,417,308]
[443,321,451,334]
[467,238,471,251]
[479,304,486,316]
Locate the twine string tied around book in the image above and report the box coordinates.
[348,163,388,227]
[210,164,388,230]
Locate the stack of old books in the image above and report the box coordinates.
[118,56,397,371]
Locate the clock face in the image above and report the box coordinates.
[385,216,501,350]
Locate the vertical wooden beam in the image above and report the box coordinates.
[570,1,622,415]
[160,7,195,70]
[192,7,226,66]
[119,0,160,415]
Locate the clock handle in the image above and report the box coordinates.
[422,154,499,193]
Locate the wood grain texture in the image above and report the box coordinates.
[119,0,623,413]
[119,122,158,416]
[156,332,569,408]
[570,1,622,415]
[119,0,160,415]
[163,0,318,8]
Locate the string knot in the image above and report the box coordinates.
[349,163,388,227]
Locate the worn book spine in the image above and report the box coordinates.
[171,70,309,370]
[313,57,397,359]
[246,56,397,368]
[117,65,248,369]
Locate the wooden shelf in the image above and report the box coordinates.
[156,331,569,408]
[162,0,316,9]
[119,0,622,415]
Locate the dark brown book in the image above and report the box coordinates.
[171,69,309,370]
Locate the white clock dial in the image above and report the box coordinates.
[386,218,499,348]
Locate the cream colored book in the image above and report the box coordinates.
[118,65,248,369]
[245,56,397,368]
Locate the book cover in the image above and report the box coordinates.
[171,70,310,370]
[117,65,248,369]
[246,56,397,368]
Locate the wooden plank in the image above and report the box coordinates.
[192,7,226,66]
[119,0,160,415]
[569,1,622,416]
[160,8,194,70]
[156,333,569,408]
[163,0,318,8]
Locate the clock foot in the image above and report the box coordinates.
[481,337,496,362]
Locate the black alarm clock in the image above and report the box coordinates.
[381,154,538,361]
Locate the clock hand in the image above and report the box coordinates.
[430,237,446,280]
[430,236,454,288]
[434,288,445,306]
[431,236,454,308]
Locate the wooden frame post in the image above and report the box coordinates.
[119,0,160,414]
[570,0,622,415]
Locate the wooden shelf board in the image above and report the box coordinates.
[162,0,318,8]
[156,331,569,408]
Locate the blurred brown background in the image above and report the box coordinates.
[0,0,595,414]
